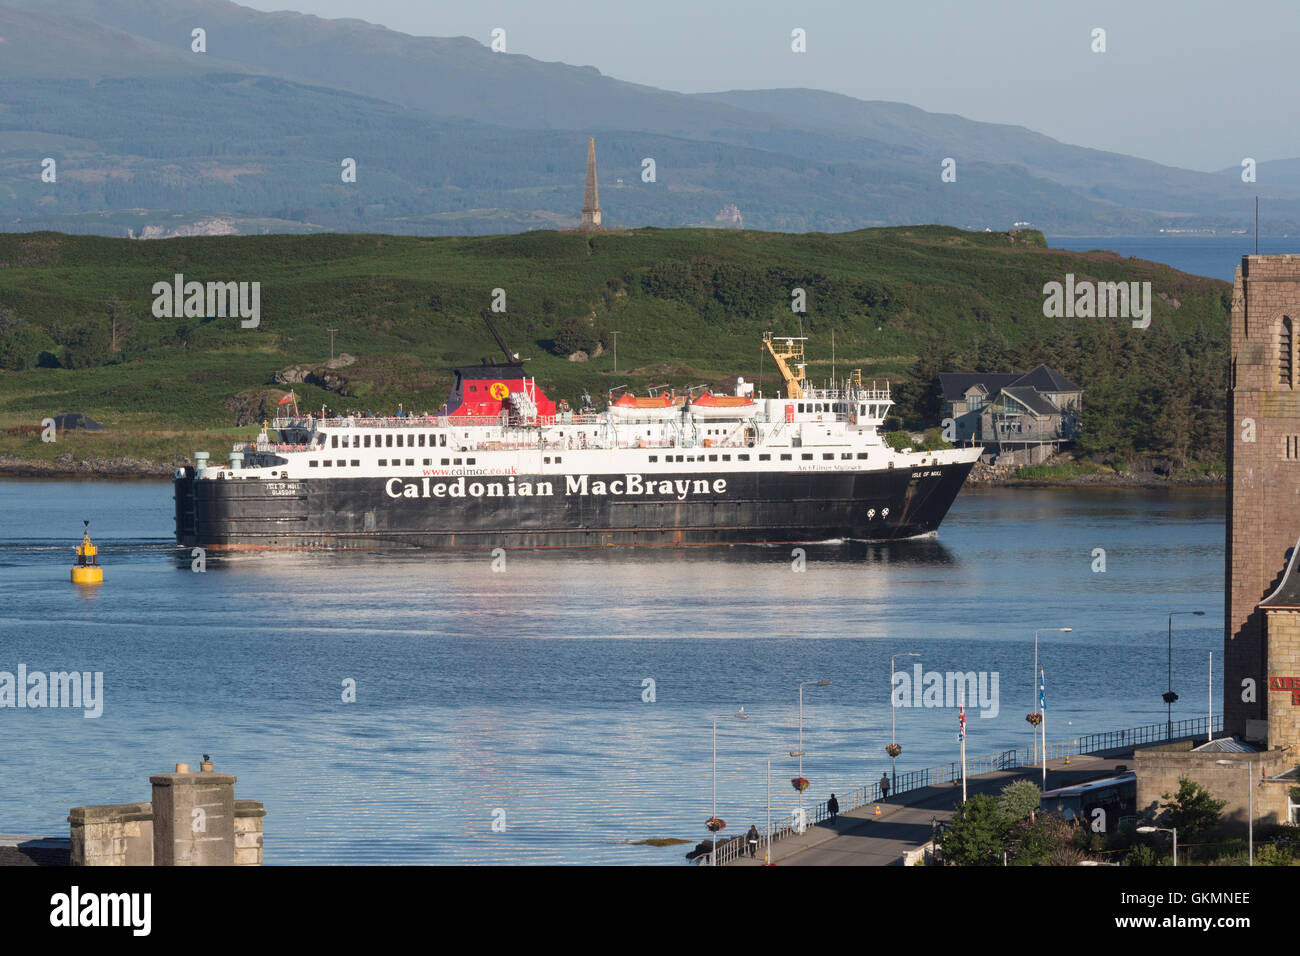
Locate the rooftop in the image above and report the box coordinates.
[939,364,1081,404]
[1261,537,1300,610]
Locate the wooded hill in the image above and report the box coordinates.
[0,226,1229,470]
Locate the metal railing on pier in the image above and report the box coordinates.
[704,714,1222,866]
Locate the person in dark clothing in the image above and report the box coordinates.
[827,794,840,822]
[746,825,760,858]
[880,773,891,800]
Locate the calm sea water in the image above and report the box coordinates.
[0,481,1223,864]
[1049,235,1300,282]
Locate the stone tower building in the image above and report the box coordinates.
[580,137,602,230]
[1225,254,1300,741]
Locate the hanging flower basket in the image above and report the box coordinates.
[1026,712,1043,727]
[1162,691,1179,705]
[705,817,726,833]
[791,776,810,793]
[885,743,902,759]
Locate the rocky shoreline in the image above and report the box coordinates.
[0,454,180,479]
[966,460,1224,489]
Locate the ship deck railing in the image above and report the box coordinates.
[238,437,725,455]
[274,413,611,431]
[803,386,892,402]
[234,442,311,453]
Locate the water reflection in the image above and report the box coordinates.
[0,481,1225,863]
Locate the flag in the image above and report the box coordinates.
[277,393,294,405]
[958,704,966,741]
[1039,669,1046,711]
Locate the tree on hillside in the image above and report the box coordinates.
[970,331,1012,373]
[106,297,135,355]
[51,317,111,370]
[552,314,598,356]
[896,338,958,428]
[937,795,1007,866]
[0,308,48,371]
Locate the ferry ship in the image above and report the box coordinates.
[174,328,981,549]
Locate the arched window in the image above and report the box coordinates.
[1282,317,1294,387]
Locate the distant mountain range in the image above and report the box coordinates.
[1,0,1297,238]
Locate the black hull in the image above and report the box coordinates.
[174,463,976,550]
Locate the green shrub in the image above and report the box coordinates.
[885,430,913,452]
[1124,842,1162,866]
[998,780,1041,822]
[1006,813,1078,866]
[937,795,1008,866]
[1157,778,1226,842]
[921,427,954,451]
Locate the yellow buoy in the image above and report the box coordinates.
[71,520,103,585]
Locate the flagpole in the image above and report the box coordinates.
[1040,668,1047,790]
[959,690,967,803]
[1208,651,1214,743]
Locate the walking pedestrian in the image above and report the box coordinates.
[746,824,759,858]
[880,772,891,801]
[827,793,839,822]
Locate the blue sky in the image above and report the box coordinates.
[238,0,1299,173]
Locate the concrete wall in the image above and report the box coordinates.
[1134,743,1291,835]
[151,770,236,866]
[67,803,154,866]
[1225,255,1300,737]
[68,767,265,866]
[988,444,1057,468]
[234,800,266,866]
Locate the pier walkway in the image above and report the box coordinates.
[0,833,69,866]
[711,715,1221,866]
[728,751,1131,866]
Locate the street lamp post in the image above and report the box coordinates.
[1033,628,1072,763]
[1167,611,1206,739]
[710,707,750,867]
[890,653,920,794]
[1137,825,1178,866]
[1217,759,1255,866]
[764,750,799,866]
[795,680,831,818]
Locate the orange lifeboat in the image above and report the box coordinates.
[688,392,760,419]
[607,392,681,420]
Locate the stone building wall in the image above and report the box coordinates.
[68,766,264,865]
[1225,255,1300,737]
[234,800,266,866]
[67,802,154,866]
[1266,609,1300,750]
[1135,743,1290,834]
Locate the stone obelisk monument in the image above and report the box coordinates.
[580,137,602,230]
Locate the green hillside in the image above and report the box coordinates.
[0,226,1230,472]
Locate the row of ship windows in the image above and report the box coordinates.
[311,457,480,468]
[796,401,882,417]
[307,451,873,468]
[327,432,450,449]
[647,452,869,462]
